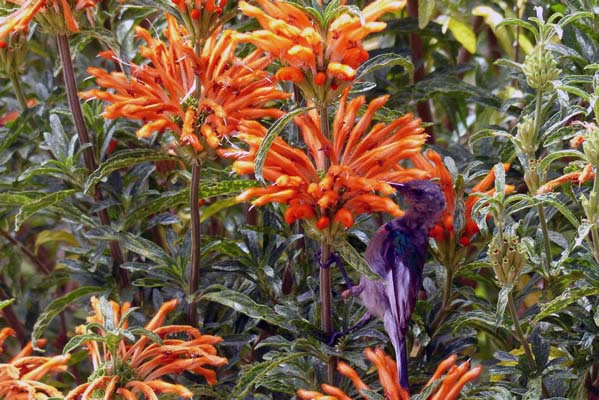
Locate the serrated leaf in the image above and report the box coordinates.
[496,284,512,327]
[63,334,105,354]
[201,285,289,328]
[356,53,414,82]
[15,189,77,230]
[85,149,178,195]
[333,238,380,281]
[34,230,79,254]
[85,226,170,265]
[447,17,477,54]
[231,352,309,398]
[32,286,105,350]
[418,0,435,29]
[255,108,311,184]
[200,197,241,222]
[533,286,599,323]
[0,298,15,311]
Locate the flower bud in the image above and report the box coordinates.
[515,115,537,155]
[488,232,527,285]
[522,46,561,91]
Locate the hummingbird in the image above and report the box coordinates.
[348,180,446,390]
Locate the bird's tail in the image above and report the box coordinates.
[385,316,409,390]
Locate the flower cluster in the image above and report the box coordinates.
[297,348,482,400]
[231,90,428,230]
[171,0,229,41]
[0,327,70,398]
[235,0,405,103]
[80,15,288,154]
[65,297,227,399]
[0,0,99,46]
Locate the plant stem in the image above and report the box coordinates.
[532,88,552,276]
[56,35,127,288]
[0,229,51,274]
[507,292,535,371]
[590,171,599,265]
[318,103,334,384]
[188,158,202,324]
[8,71,28,111]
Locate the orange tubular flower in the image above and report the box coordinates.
[80,15,288,153]
[236,0,406,103]
[0,0,99,46]
[229,90,428,229]
[0,328,69,398]
[297,348,482,400]
[411,149,514,247]
[65,297,227,400]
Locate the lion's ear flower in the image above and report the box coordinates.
[80,15,288,154]
[0,0,100,46]
[230,91,428,229]
[65,297,228,399]
[297,348,482,400]
[0,327,69,398]
[236,0,406,103]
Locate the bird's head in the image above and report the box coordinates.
[391,180,446,220]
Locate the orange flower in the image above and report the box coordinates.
[229,90,428,229]
[0,0,99,46]
[65,297,227,400]
[170,0,229,40]
[538,125,597,194]
[80,15,288,153]
[412,149,514,246]
[235,0,406,103]
[0,328,69,398]
[297,348,482,400]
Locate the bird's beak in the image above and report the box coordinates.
[389,182,406,192]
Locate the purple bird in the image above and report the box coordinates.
[349,180,446,390]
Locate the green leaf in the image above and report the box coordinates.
[361,389,387,400]
[255,108,311,184]
[231,352,309,398]
[32,286,105,351]
[356,53,414,83]
[537,149,585,173]
[85,226,170,265]
[333,238,380,281]
[129,328,163,345]
[201,285,289,328]
[534,286,599,323]
[0,298,15,311]
[496,284,513,327]
[418,0,435,29]
[63,334,105,354]
[85,149,178,195]
[34,230,79,254]
[199,180,258,198]
[15,189,77,230]
[496,18,539,42]
[447,17,477,54]
[200,197,241,222]
[494,163,506,194]
[0,193,36,207]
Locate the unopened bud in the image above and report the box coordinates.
[515,115,537,155]
[488,231,527,285]
[522,46,561,90]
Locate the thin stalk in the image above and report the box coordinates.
[8,71,28,111]
[186,40,204,324]
[56,35,127,288]
[590,172,599,265]
[0,229,51,274]
[507,292,536,371]
[319,103,334,384]
[532,88,552,276]
[188,159,202,324]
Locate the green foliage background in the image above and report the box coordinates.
[2,0,599,399]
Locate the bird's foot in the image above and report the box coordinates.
[317,251,354,290]
[326,330,346,346]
